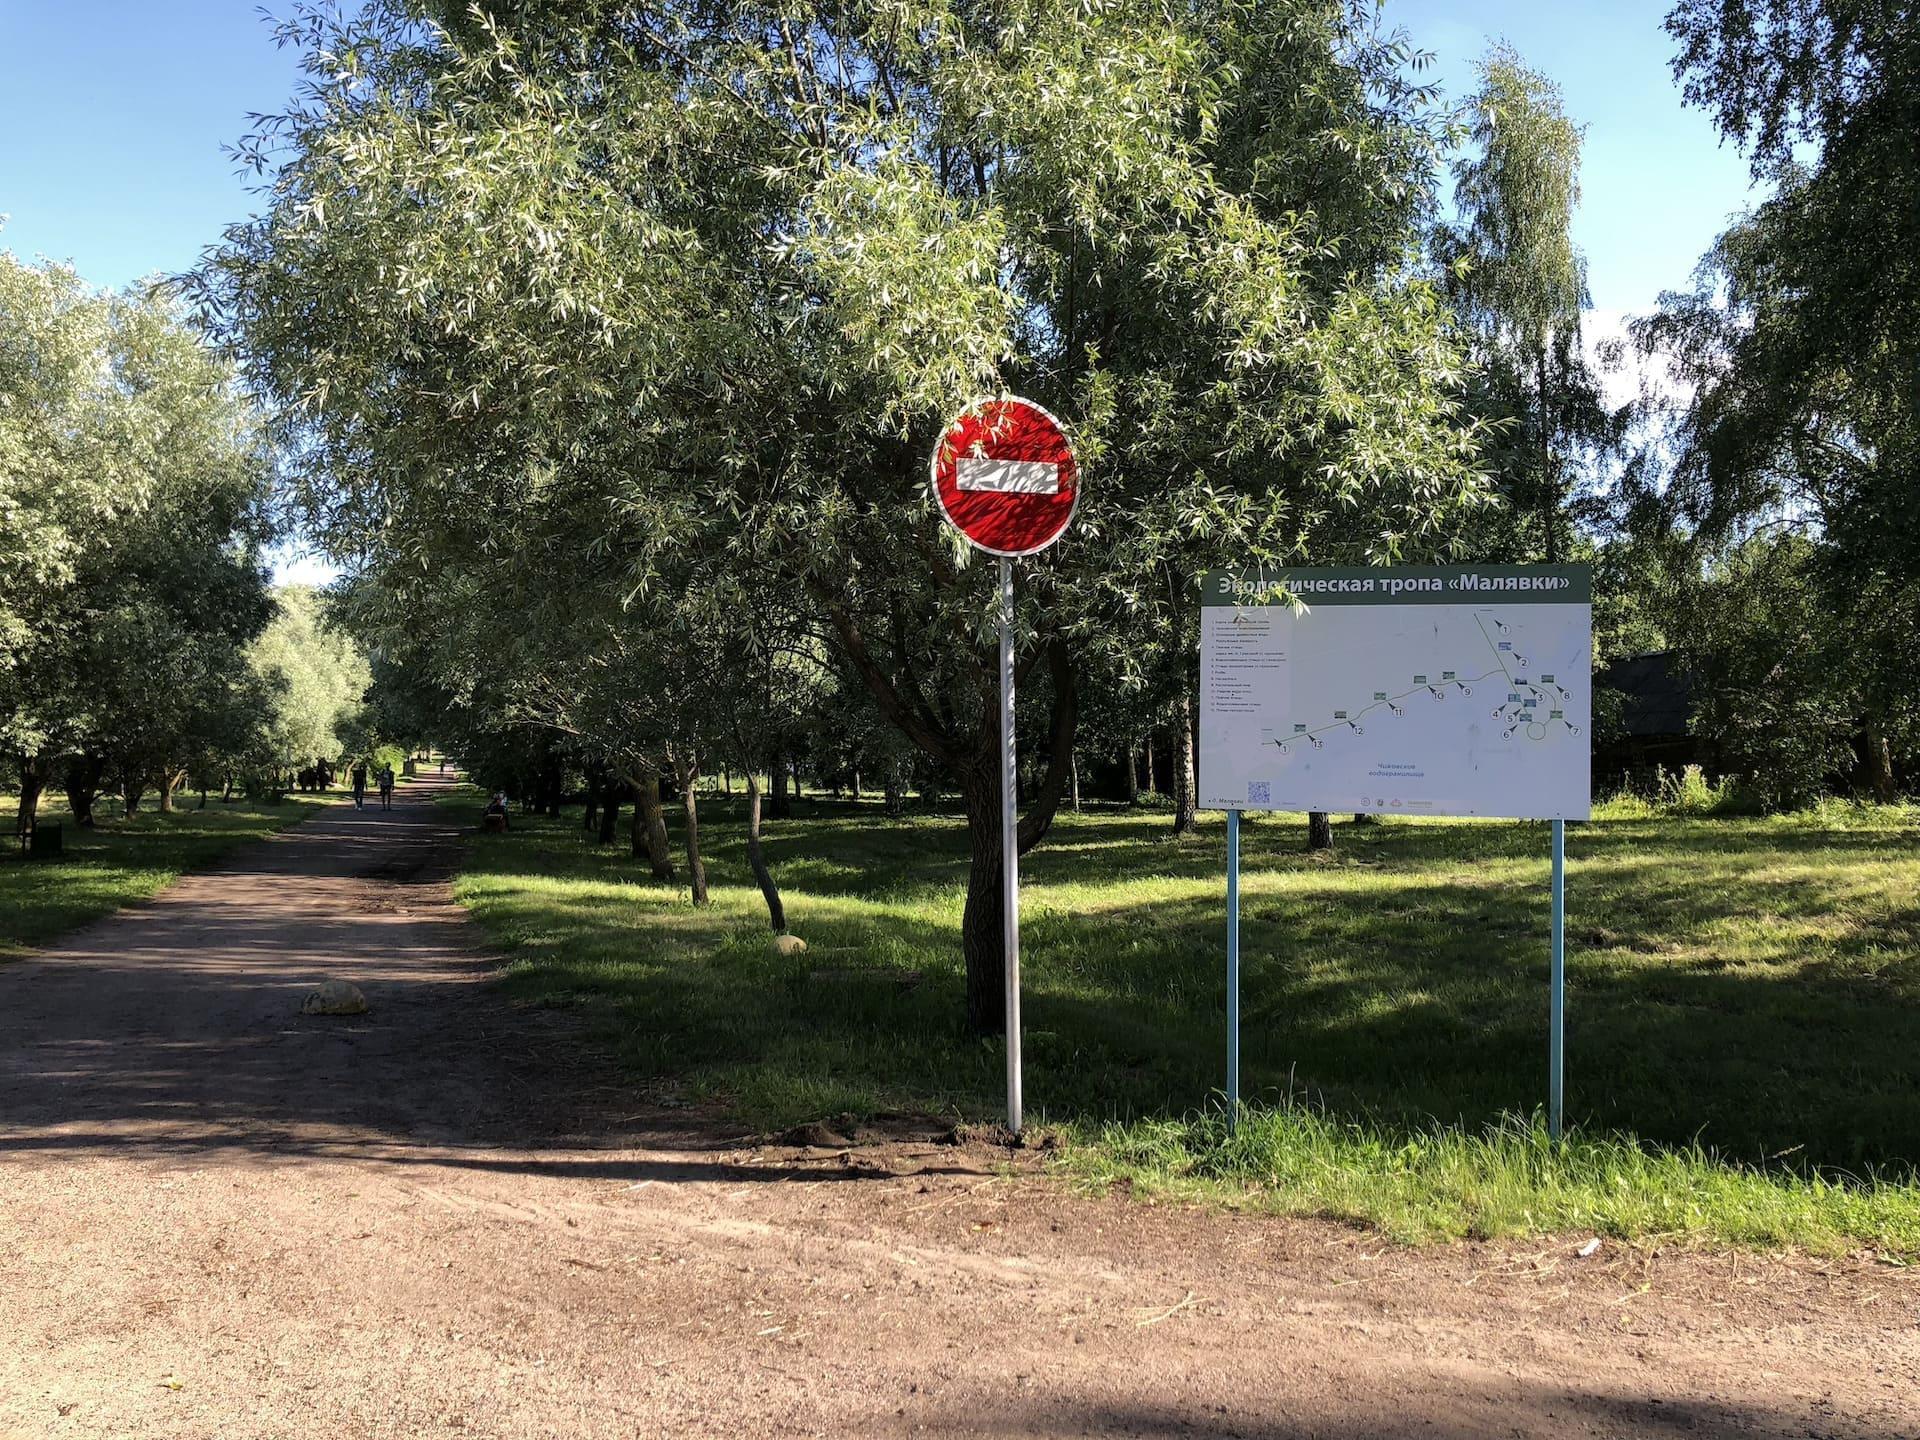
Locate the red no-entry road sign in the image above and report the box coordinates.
[930,397,1078,557]
[928,396,1078,1135]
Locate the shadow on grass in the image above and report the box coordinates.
[456,793,1920,1175]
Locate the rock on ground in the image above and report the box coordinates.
[301,978,369,1015]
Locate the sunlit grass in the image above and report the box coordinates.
[444,788,1920,1255]
[1068,1104,1920,1256]
[0,791,334,958]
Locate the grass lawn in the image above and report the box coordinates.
[443,789,1920,1256]
[0,791,334,959]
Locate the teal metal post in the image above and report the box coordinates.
[1226,808,1241,1127]
[1549,817,1565,1142]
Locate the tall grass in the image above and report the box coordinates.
[1070,1102,1920,1255]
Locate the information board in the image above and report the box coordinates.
[1200,566,1592,820]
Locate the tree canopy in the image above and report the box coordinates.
[1628,0,1920,794]
[1439,45,1617,566]
[191,0,1495,1028]
[1,249,292,827]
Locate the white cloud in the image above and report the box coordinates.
[269,546,341,589]
[1583,306,1694,414]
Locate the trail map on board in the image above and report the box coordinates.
[1199,567,1592,820]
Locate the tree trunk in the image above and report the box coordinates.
[1190,695,1202,802]
[744,773,786,933]
[15,755,48,838]
[66,754,103,827]
[1308,810,1333,851]
[1070,752,1081,813]
[1864,725,1895,801]
[817,588,1081,1035]
[1143,736,1158,795]
[1122,741,1139,805]
[1539,347,1558,565]
[582,763,603,832]
[852,768,861,801]
[959,766,1007,1035]
[883,758,906,819]
[158,770,180,814]
[628,776,675,880]
[770,753,792,819]
[124,778,144,817]
[677,754,708,905]
[1171,695,1197,835]
[597,781,620,845]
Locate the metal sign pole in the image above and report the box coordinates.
[999,556,1023,1135]
[1549,817,1565,1142]
[1226,808,1242,1130]
[931,398,1075,1138]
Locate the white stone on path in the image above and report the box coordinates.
[301,979,369,1015]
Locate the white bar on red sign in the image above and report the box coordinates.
[956,457,1059,495]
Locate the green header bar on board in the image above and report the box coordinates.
[1200,564,1592,607]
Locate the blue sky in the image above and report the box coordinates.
[0,4,308,292]
[1392,0,1759,314]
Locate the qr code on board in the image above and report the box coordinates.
[1247,780,1271,806]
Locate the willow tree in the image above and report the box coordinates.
[250,586,371,776]
[1656,0,1920,793]
[3,257,276,829]
[194,0,1487,1032]
[1442,45,1606,565]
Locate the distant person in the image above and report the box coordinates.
[439,757,447,775]
[378,764,396,811]
[350,761,368,810]
[483,790,511,831]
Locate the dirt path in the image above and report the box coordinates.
[2,777,1915,1439]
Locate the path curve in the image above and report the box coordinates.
[2,777,1915,1438]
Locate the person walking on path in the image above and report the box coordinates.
[351,761,368,810]
[378,764,396,811]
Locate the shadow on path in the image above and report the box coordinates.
[0,777,924,1184]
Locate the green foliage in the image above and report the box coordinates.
[1069,1106,1920,1255]
[1440,46,1618,565]
[191,0,1496,1020]
[249,587,371,767]
[0,249,281,815]
[0,251,120,679]
[1642,2,1920,782]
[1671,537,1868,808]
[1653,763,1736,814]
[1445,46,1587,363]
